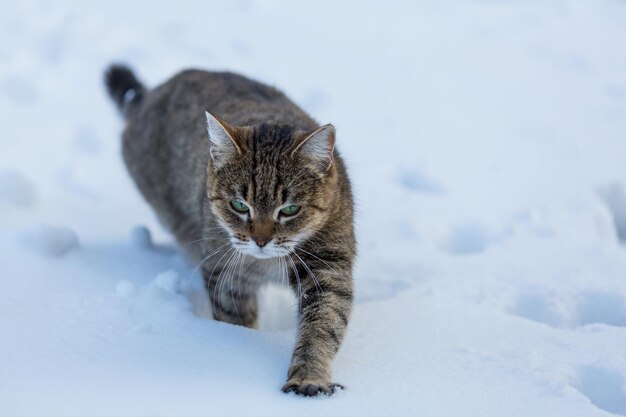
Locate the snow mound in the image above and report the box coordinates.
[599,183,626,244]
[0,169,36,208]
[152,269,180,294]
[130,225,153,249]
[17,224,80,257]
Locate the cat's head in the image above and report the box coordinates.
[205,112,338,259]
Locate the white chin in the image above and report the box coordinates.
[243,248,286,259]
[245,250,279,259]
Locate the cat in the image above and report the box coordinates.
[105,65,355,396]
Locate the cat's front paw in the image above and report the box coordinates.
[281,380,344,396]
[281,364,343,396]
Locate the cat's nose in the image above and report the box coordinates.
[252,235,271,248]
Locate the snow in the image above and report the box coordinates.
[1,0,626,416]
[115,280,137,298]
[0,169,36,208]
[17,224,80,257]
[601,183,626,244]
[152,270,181,294]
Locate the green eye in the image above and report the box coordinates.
[230,199,250,213]
[280,204,301,216]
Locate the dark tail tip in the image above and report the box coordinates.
[104,64,145,117]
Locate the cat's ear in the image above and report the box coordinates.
[291,124,336,172]
[205,111,244,165]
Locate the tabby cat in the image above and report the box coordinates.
[105,65,355,396]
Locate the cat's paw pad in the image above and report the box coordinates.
[281,380,344,397]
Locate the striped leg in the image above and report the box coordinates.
[282,254,353,396]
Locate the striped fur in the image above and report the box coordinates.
[105,65,355,396]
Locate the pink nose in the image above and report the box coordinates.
[252,235,271,248]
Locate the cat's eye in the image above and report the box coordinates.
[230,199,250,213]
[280,204,301,216]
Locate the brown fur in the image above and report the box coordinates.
[105,66,355,396]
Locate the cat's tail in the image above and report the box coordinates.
[104,64,146,119]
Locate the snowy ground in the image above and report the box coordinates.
[2,0,626,416]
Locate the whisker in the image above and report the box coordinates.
[291,250,323,296]
[184,226,230,246]
[214,248,238,318]
[286,251,303,305]
[184,234,226,247]
[209,247,236,315]
[226,250,242,321]
[294,247,343,278]
[186,242,231,284]
[281,253,287,288]
[235,251,248,323]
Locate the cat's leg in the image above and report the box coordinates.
[282,253,353,396]
[203,258,259,329]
